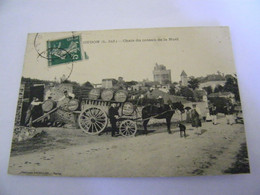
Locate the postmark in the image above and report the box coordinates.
[33,33,84,81]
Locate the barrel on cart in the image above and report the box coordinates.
[78,97,138,137]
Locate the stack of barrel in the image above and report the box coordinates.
[88,88,128,102]
[88,88,134,115]
[42,98,79,112]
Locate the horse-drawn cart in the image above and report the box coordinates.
[77,98,138,137]
[36,88,184,136]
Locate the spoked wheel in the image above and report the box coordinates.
[78,106,108,135]
[119,120,137,137]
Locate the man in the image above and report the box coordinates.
[190,104,202,132]
[225,103,235,125]
[58,90,75,109]
[25,97,43,127]
[209,103,218,125]
[58,90,75,101]
[108,103,119,137]
[44,83,55,100]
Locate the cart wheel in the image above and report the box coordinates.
[119,120,137,137]
[78,106,108,135]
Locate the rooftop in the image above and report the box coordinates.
[180,70,187,76]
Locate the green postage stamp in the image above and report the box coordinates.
[47,35,82,66]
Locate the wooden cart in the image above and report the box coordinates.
[77,98,138,137]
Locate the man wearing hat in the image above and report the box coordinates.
[108,103,119,137]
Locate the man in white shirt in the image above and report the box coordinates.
[58,90,75,101]
[58,90,75,111]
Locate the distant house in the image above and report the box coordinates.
[102,78,117,89]
[199,73,226,90]
[93,83,102,88]
[158,85,170,93]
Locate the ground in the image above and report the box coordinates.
[8,117,250,177]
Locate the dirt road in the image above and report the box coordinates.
[8,117,249,177]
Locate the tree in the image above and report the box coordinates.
[169,84,176,95]
[188,77,200,90]
[223,77,240,101]
[179,86,194,101]
[214,84,224,93]
[203,86,213,95]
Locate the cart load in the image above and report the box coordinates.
[89,88,128,103]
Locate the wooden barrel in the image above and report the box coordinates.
[88,88,101,100]
[67,99,79,111]
[122,102,135,115]
[114,90,128,102]
[42,99,57,112]
[101,89,114,101]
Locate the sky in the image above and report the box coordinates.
[22,27,236,84]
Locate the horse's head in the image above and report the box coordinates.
[171,102,185,113]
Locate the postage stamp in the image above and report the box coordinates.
[47,35,83,66]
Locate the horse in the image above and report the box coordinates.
[141,102,185,134]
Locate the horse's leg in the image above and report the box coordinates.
[166,117,172,134]
[143,119,149,135]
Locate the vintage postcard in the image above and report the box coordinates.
[8,27,250,177]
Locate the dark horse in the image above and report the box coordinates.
[142,102,185,134]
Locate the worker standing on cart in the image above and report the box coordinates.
[109,103,119,137]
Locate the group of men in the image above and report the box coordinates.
[25,90,74,127]
[208,102,236,126]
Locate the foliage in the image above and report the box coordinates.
[125,81,138,86]
[169,84,176,95]
[179,86,194,101]
[214,85,224,93]
[188,77,200,90]
[203,86,213,95]
[208,97,230,114]
[193,90,205,102]
[223,77,240,101]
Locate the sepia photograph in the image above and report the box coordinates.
[8,27,250,177]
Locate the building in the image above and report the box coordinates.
[102,78,117,89]
[153,63,171,84]
[180,70,188,86]
[93,83,102,88]
[199,73,226,90]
